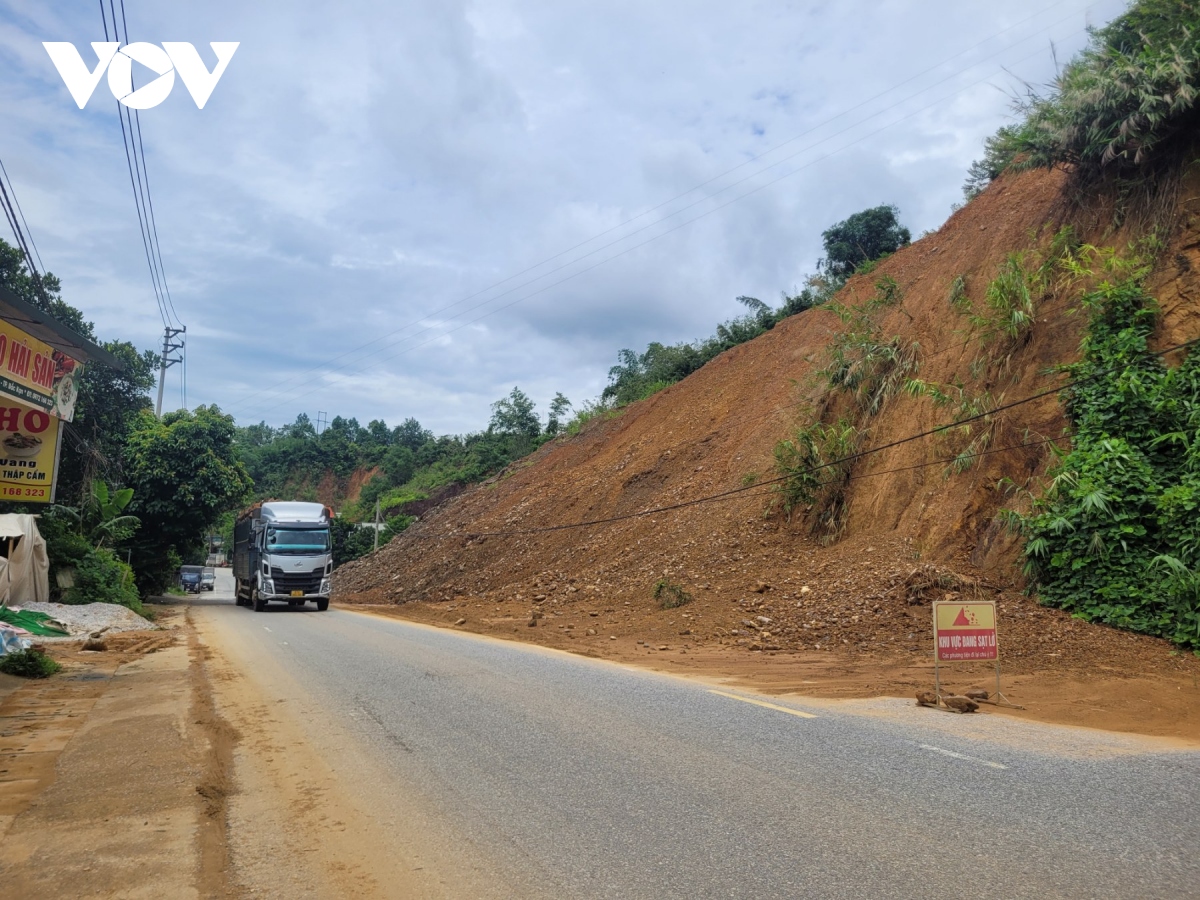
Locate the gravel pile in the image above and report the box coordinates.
[11,602,157,641]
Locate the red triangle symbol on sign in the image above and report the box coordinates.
[953,607,972,626]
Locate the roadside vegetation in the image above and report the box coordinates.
[0,648,62,679]
[0,239,252,601]
[765,0,1200,648]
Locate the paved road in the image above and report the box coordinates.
[194,572,1200,899]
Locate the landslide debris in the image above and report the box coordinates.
[334,162,1200,685]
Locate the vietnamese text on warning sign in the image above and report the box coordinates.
[932,601,998,662]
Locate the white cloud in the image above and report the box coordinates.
[0,0,1128,434]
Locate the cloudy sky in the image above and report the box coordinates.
[0,0,1126,434]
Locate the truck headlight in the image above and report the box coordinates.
[262,579,274,594]
[320,579,331,594]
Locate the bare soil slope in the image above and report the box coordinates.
[334,167,1200,734]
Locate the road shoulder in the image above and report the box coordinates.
[193,606,478,899]
[0,621,217,898]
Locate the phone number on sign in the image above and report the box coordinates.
[0,485,47,498]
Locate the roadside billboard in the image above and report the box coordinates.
[0,401,63,504]
[0,318,84,422]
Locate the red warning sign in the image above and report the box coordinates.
[932,601,998,662]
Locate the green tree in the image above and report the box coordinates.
[124,405,253,593]
[0,239,157,507]
[489,387,540,438]
[546,393,572,436]
[819,205,911,280]
[0,239,87,333]
[280,412,317,440]
[393,417,433,451]
[59,341,157,508]
[381,443,416,483]
[330,516,376,567]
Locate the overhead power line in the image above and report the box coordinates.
[0,164,53,307]
[102,0,186,335]
[101,0,166,328]
[0,158,45,274]
[227,2,1094,417]
[116,0,182,330]
[102,0,189,413]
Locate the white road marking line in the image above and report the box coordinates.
[919,743,1007,769]
[263,626,271,632]
[708,690,818,719]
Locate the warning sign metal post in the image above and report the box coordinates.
[931,600,1020,708]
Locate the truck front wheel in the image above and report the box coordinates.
[316,598,329,612]
[253,590,267,612]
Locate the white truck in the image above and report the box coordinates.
[232,501,333,611]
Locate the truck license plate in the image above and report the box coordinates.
[290,590,304,598]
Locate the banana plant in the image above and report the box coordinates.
[84,480,140,549]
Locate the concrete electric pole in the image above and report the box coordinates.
[155,325,186,417]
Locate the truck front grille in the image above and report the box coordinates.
[270,566,324,593]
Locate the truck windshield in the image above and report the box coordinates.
[265,527,330,554]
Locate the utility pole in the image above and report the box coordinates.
[373,499,381,553]
[316,411,328,435]
[155,325,186,417]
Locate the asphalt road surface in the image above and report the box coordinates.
[193,571,1200,899]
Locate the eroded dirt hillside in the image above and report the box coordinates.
[333,166,1200,695]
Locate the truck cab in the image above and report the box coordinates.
[233,501,333,611]
[180,565,203,594]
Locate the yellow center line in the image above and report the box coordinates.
[708,689,818,719]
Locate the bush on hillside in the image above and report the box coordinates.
[966,0,1200,197]
[1006,245,1200,649]
[653,577,693,609]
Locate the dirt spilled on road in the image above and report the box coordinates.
[191,608,479,899]
[188,609,241,898]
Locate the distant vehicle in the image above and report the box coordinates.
[179,565,203,594]
[232,501,333,612]
[201,567,216,591]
